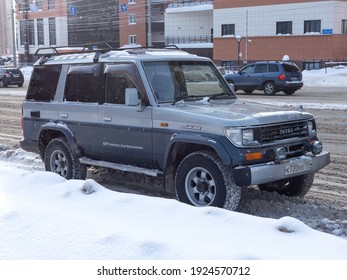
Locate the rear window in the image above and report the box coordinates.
[268,64,279,72]
[26,65,62,102]
[8,69,22,75]
[282,63,300,73]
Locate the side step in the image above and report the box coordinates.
[79,157,163,177]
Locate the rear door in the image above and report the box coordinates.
[59,64,100,159]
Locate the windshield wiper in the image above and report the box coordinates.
[172,95,198,105]
[207,92,233,102]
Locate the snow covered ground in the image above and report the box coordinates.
[0,66,347,261]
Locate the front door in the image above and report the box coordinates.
[98,63,153,167]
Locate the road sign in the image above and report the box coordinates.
[70,6,77,16]
[121,4,127,12]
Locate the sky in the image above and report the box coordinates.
[0,65,346,262]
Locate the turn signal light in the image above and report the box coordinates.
[245,152,263,161]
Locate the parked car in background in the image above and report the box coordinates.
[224,61,303,95]
[0,68,24,88]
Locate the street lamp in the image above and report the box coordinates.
[235,35,242,66]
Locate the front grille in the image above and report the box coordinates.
[259,121,309,144]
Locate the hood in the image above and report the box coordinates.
[161,99,312,127]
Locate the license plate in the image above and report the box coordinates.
[13,74,20,78]
[284,158,312,176]
[291,77,298,81]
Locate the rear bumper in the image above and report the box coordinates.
[20,139,40,154]
[232,151,330,186]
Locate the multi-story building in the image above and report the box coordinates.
[16,0,69,64]
[119,0,173,48]
[0,0,15,59]
[15,0,119,64]
[213,0,347,69]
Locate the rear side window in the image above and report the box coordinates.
[254,64,267,73]
[64,64,100,103]
[268,64,279,72]
[282,63,300,73]
[26,65,62,101]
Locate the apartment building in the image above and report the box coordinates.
[16,0,69,63]
[119,0,174,48]
[0,0,15,58]
[15,0,119,64]
[213,0,347,69]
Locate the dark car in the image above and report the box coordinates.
[224,61,303,95]
[0,68,24,88]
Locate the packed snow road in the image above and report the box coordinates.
[0,84,346,238]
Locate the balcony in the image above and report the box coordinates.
[167,1,213,12]
[165,35,212,45]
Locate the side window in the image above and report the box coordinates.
[64,64,99,103]
[104,63,148,105]
[268,64,279,72]
[241,64,255,74]
[254,64,268,73]
[26,65,62,101]
[105,73,135,104]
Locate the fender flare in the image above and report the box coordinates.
[39,121,82,156]
[163,133,231,170]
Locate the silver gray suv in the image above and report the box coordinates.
[20,46,329,210]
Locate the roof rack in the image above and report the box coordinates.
[35,42,188,65]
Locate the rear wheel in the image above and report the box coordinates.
[44,137,87,180]
[263,81,277,95]
[258,173,314,196]
[175,150,241,210]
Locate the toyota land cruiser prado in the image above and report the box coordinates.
[20,45,330,210]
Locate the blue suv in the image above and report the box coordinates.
[224,61,303,95]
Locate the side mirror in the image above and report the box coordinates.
[125,88,139,106]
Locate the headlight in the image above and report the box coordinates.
[307,120,316,136]
[225,127,258,146]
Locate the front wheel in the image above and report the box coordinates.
[44,137,87,180]
[258,173,314,196]
[175,150,241,210]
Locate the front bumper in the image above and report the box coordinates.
[232,151,330,187]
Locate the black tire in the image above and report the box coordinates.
[258,173,314,197]
[0,81,6,88]
[44,137,87,180]
[284,90,295,95]
[18,83,23,88]
[263,81,277,95]
[175,150,241,210]
[244,90,253,94]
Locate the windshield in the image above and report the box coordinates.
[143,61,235,103]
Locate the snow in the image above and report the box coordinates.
[0,66,347,261]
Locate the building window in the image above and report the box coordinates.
[129,35,137,45]
[18,4,25,13]
[129,0,136,4]
[35,0,43,11]
[128,14,136,25]
[19,20,26,46]
[28,20,35,45]
[276,21,292,35]
[37,19,44,45]
[49,18,56,46]
[48,0,55,10]
[221,24,235,36]
[342,20,347,34]
[304,20,321,34]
